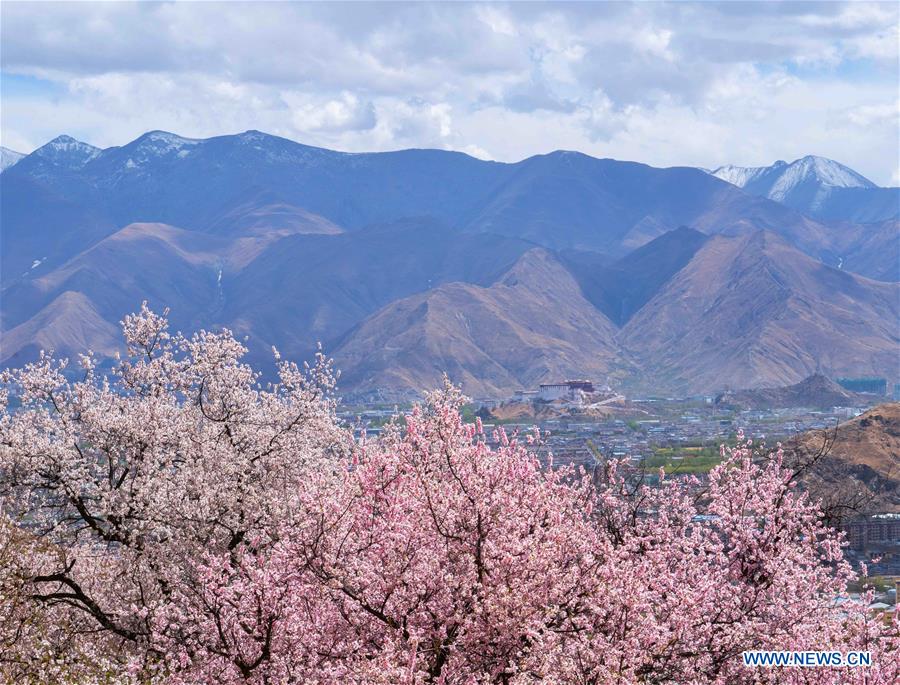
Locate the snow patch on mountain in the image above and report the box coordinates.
[0,146,25,172]
[138,131,202,154]
[230,129,351,168]
[710,162,782,189]
[33,135,102,169]
[116,131,203,171]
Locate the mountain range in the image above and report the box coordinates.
[1,130,897,399]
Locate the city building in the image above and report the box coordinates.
[843,514,900,557]
[538,380,595,401]
[836,377,888,395]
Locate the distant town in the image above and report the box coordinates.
[342,374,900,590]
[342,375,899,470]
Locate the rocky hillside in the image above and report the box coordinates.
[786,404,900,518]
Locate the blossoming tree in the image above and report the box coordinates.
[0,303,349,680]
[1,306,896,684]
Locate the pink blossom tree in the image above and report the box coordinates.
[0,303,349,681]
[153,391,898,685]
[1,306,897,684]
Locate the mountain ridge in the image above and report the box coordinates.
[6,128,891,282]
[2,222,896,398]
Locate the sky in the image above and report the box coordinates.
[1,1,898,184]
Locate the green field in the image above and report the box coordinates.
[642,446,723,474]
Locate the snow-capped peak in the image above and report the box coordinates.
[710,156,877,195]
[40,134,101,156]
[33,135,102,169]
[0,146,25,172]
[707,155,888,219]
[237,130,269,143]
[783,155,875,190]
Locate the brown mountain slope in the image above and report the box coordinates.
[786,403,900,515]
[223,221,534,366]
[332,249,634,398]
[840,219,900,283]
[0,220,537,374]
[0,223,225,366]
[687,183,839,262]
[0,291,120,367]
[620,231,899,394]
[204,189,345,238]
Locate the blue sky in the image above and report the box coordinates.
[2,1,898,184]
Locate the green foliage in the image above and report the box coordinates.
[459,403,478,423]
[848,575,895,593]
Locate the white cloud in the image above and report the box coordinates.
[634,27,675,61]
[284,92,377,134]
[474,5,518,38]
[839,101,900,128]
